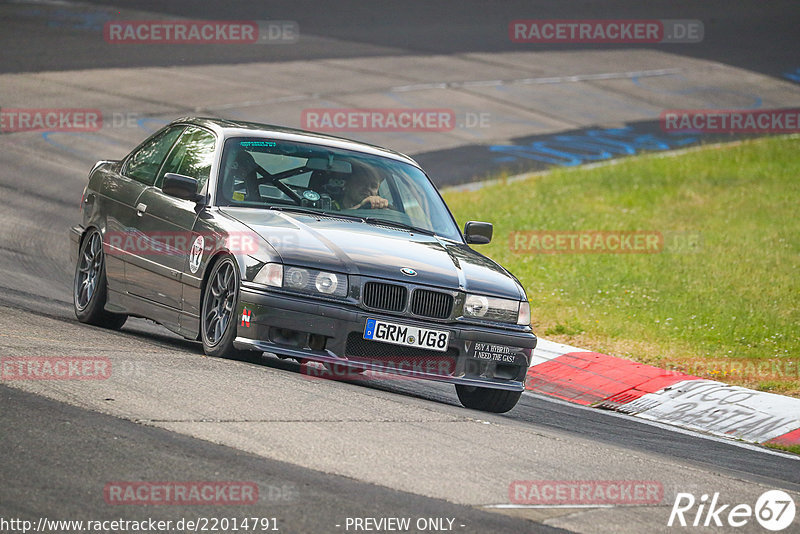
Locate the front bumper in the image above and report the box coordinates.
[234,287,537,391]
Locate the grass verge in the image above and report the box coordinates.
[764,443,800,456]
[442,136,800,396]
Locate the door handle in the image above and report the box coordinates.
[136,203,147,216]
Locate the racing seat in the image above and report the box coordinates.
[234,150,261,201]
[228,150,261,202]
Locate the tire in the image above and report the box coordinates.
[455,384,522,413]
[200,255,246,359]
[73,229,128,329]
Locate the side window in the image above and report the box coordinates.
[124,127,184,186]
[156,127,216,192]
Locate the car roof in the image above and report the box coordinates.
[172,116,421,168]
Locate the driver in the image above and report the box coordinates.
[339,161,388,209]
[228,150,260,201]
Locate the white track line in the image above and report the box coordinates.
[484,504,617,509]
[392,68,684,92]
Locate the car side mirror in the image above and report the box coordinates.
[163,173,203,202]
[464,221,493,244]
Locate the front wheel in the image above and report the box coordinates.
[73,229,127,329]
[455,384,522,413]
[201,256,246,359]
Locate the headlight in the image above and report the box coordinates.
[255,264,347,298]
[464,294,489,317]
[285,267,308,289]
[463,294,525,324]
[314,271,340,294]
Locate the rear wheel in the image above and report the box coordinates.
[455,384,522,413]
[201,256,246,359]
[73,229,127,329]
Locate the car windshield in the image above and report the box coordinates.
[216,137,462,241]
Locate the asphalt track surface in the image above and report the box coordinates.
[3,0,798,78]
[1,2,800,533]
[2,385,566,534]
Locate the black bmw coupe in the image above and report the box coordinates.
[71,117,536,412]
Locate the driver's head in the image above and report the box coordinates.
[230,150,258,179]
[342,161,382,207]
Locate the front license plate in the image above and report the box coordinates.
[363,318,449,352]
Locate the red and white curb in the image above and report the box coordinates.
[527,339,800,446]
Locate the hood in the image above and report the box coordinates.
[220,208,523,300]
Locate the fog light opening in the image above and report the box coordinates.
[494,363,520,380]
[308,334,327,351]
[269,327,306,348]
